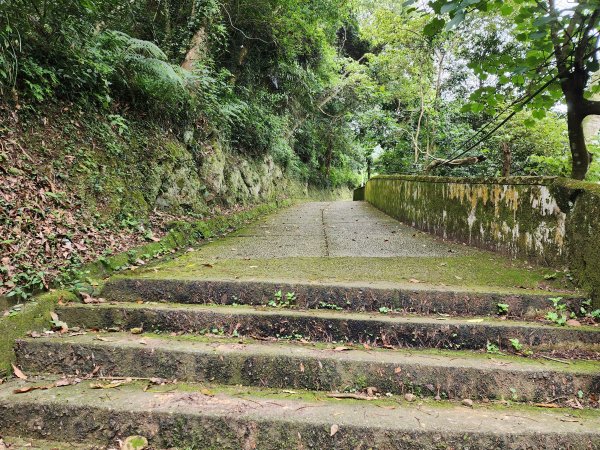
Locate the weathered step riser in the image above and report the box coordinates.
[0,398,598,450]
[15,339,600,402]
[0,437,97,450]
[102,278,577,318]
[57,305,600,352]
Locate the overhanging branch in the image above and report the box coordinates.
[424,155,487,173]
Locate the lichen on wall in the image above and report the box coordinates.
[366,176,565,263]
[556,179,600,306]
[365,175,600,306]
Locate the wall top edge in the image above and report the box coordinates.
[369,175,558,186]
[368,175,600,194]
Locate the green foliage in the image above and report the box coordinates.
[486,341,500,354]
[318,301,343,311]
[509,338,523,352]
[423,0,600,179]
[546,297,568,326]
[497,303,509,315]
[267,290,297,308]
[0,0,365,189]
[351,2,600,180]
[98,30,195,119]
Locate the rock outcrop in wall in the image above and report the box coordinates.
[365,175,600,304]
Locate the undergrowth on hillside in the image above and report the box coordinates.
[0,103,290,300]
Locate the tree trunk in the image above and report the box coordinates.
[561,70,594,180]
[181,28,207,71]
[325,141,333,177]
[567,107,591,180]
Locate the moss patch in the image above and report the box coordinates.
[133,253,577,296]
[0,291,77,376]
[0,437,96,450]
[84,200,293,281]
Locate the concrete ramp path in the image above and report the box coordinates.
[220,201,469,258]
[123,200,577,297]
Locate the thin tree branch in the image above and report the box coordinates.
[221,3,271,45]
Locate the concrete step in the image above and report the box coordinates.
[101,277,584,318]
[55,303,600,353]
[0,379,599,449]
[15,333,600,403]
[0,437,100,450]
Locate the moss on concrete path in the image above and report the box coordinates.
[0,291,77,377]
[128,201,581,297]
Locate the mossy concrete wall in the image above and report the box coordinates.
[556,179,600,307]
[353,186,365,201]
[365,175,600,304]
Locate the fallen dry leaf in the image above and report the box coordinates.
[13,377,81,395]
[81,292,106,304]
[50,311,69,333]
[366,386,378,397]
[409,278,421,283]
[13,386,37,394]
[535,403,560,408]
[55,378,75,387]
[330,424,339,437]
[461,398,474,407]
[565,398,584,410]
[90,379,130,389]
[404,393,416,402]
[12,363,27,380]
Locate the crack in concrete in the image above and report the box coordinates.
[321,204,330,257]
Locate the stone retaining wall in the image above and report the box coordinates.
[364,175,600,304]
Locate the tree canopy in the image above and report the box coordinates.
[423,0,600,179]
[1,0,599,182]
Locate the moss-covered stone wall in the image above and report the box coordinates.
[365,175,600,304]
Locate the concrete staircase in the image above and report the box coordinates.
[1,201,599,449]
[1,279,599,449]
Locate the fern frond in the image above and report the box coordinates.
[108,31,168,61]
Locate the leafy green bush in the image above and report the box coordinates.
[97,31,194,119]
[0,0,364,188]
